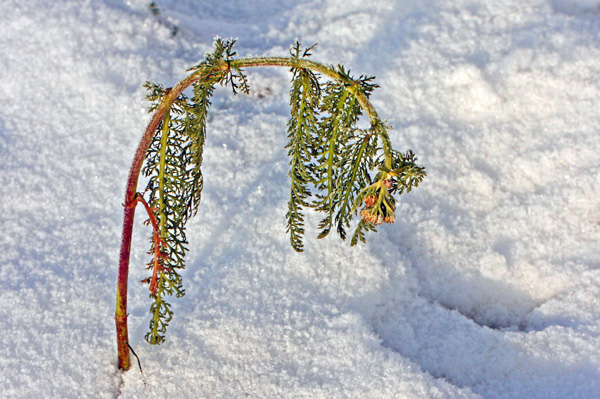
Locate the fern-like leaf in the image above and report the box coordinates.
[143,88,190,344]
[141,82,218,344]
[333,128,378,240]
[312,67,368,238]
[285,43,321,251]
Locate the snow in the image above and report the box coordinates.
[1,0,600,397]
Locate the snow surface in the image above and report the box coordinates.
[1,0,600,398]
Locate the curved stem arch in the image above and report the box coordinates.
[115,45,424,370]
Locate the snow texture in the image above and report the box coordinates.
[1,0,600,398]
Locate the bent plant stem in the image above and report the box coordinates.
[115,56,392,371]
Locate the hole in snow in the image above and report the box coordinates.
[400,252,560,332]
[382,234,566,333]
[416,275,545,331]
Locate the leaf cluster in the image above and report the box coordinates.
[142,83,202,344]
[285,43,426,251]
[139,39,426,344]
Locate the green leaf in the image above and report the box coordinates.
[142,82,214,344]
[333,129,378,240]
[285,65,321,251]
[312,77,362,238]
